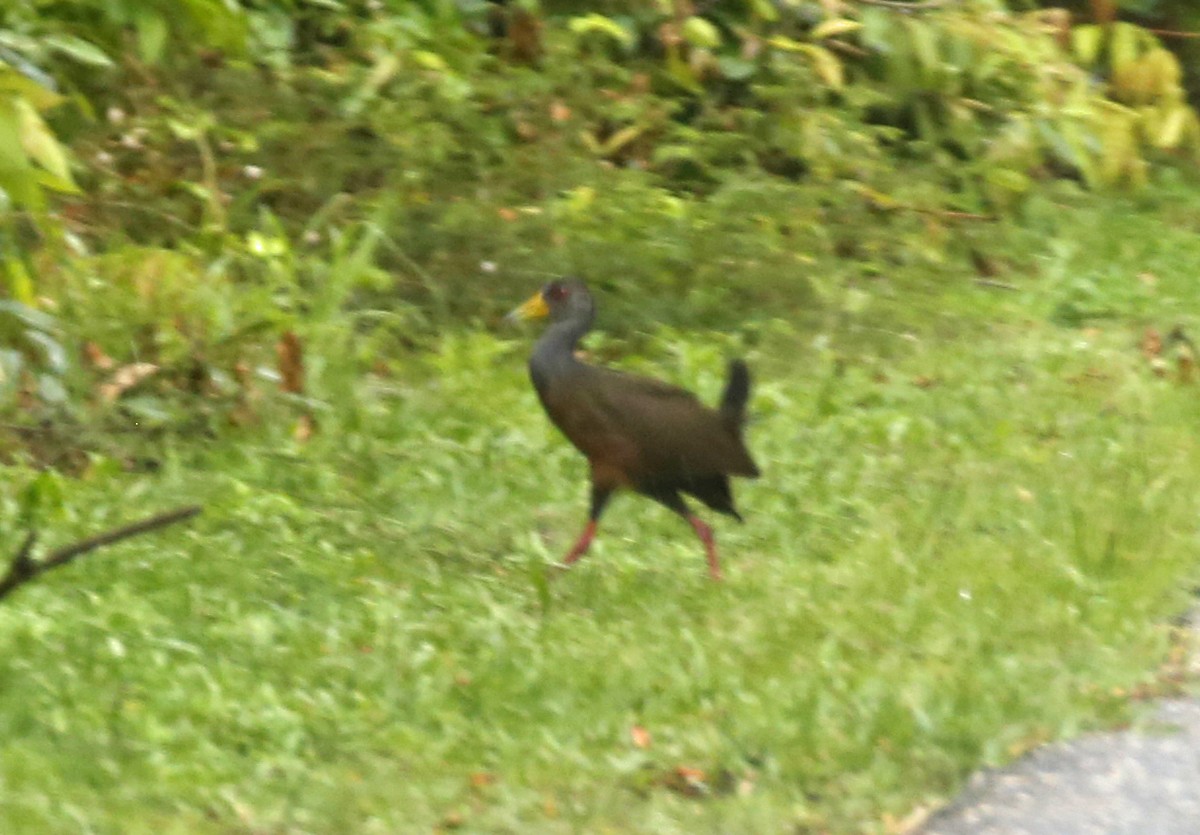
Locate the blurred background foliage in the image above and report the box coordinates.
[2,0,1200,453]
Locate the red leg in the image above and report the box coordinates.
[561,520,598,567]
[688,515,722,581]
[559,485,612,570]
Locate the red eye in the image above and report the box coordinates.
[545,283,568,302]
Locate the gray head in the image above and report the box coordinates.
[508,276,596,328]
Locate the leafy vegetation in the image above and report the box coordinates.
[3,0,1200,832]
[5,182,1200,832]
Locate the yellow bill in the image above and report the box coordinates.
[506,290,550,322]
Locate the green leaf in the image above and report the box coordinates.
[41,35,114,68]
[0,96,40,208]
[768,35,805,52]
[410,51,445,72]
[0,65,63,112]
[3,258,34,305]
[37,373,68,404]
[530,558,551,617]
[911,97,936,140]
[858,7,892,53]
[748,0,778,21]
[810,49,849,90]
[812,19,862,40]
[15,98,77,190]
[770,37,844,89]
[19,470,65,523]
[666,46,702,93]
[1071,25,1104,66]
[26,329,68,373]
[805,44,844,90]
[135,9,169,64]
[0,300,57,332]
[682,17,721,49]
[1109,22,1138,76]
[568,14,634,49]
[600,124,643,156]
[985,167,1031,194]
[0,348,20,388]
[166,117,200,141]
[0,31,40,56]
[717,56,757,81]
[33,166,79,195]
[1053,120,1099,187]
[906,18,940,81]
[652,144,699,165]
[1154,104,1189,149]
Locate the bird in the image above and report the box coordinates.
[507,277,760,579]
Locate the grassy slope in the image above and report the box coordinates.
[3,179,1200,833]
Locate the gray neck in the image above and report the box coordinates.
[529,315,591,390]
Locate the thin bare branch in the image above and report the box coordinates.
[0,531,40,598]
[1146,28,1200,40]
[853,0,955,10]
[909,208,997,222]
[0,505,202,603]
[974,279,1020,292]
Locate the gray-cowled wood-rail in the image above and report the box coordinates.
[508,278,760,580]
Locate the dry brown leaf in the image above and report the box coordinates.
[818,0,841,18]
[663,765,708,797]
[99,362,159,402]
[1177,349,1195,384]
[883,804,935,835]
[658,21,681,48]
[497,207,519,222]
[1166,328,1195,386]
[741,31,763,61]
[969,249,999,277]
[630,725,651,749]
[228,361,260,427]
[294,414,317,443]
[276,331,305,395]
[1006,727,1051,758]
[82,341,115,371]
[1141,327,1163,362]
[228,405,257,428]
[233,361,257,401]
[549,101,571,123]
[1038,8,1072,50]
[507,8,542,63]
[469,772,496,788]
[1090,0,1117,25]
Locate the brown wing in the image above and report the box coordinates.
[542,365,757,485]
[536,371,642,485]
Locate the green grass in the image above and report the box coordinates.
[4,184,1200,833]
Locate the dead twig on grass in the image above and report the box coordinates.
[0,505,202,603]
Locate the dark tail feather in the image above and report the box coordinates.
[719,359,751,433]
